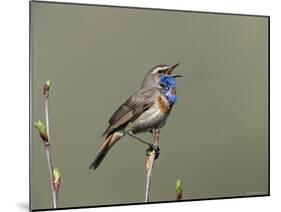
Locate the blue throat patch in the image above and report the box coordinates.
[159,76,177,105]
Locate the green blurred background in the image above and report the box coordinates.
[30,2,268,210]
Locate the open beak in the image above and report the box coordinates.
[165,63,180,75]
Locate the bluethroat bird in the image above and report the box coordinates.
[89,63,182,170]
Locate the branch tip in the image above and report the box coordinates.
[176,179,183,200]
[53,168,61,193]
[43,80,51,96]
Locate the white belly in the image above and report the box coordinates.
[128,104,169,134]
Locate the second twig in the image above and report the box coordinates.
[43,81,57,208]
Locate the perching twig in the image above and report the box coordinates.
[34,81,61,208]
[144,128,160,202]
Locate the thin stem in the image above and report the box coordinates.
[44,92,57,208]
[144,128,160,203]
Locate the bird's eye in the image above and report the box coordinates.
[158,70,163,74]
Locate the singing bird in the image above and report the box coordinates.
[89,63,182,170]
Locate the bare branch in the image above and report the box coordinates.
[43,80,58,208]
[35,80,60,208]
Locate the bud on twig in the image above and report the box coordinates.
[176,180,183,200]
[43,80,51,96]
[145,147,153,170]
[34,120,49,143]
[53,168,61,193]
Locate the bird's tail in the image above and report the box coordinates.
[89,132,122,170]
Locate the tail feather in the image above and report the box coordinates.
[89,132,121,170]
[89,148,109,170]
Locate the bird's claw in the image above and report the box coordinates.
[152,145,160,159]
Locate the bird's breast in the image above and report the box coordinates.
[129,96,171,133]
[157,95,171,113]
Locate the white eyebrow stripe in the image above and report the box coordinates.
[152,65,170,73]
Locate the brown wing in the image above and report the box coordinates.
[102,88,156,137]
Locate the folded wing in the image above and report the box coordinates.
[102,88,156,137]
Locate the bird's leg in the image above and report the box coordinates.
[128,132,160,158]
[152,128,160,142]
[151,128,160,159]
[127,131,155,147]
